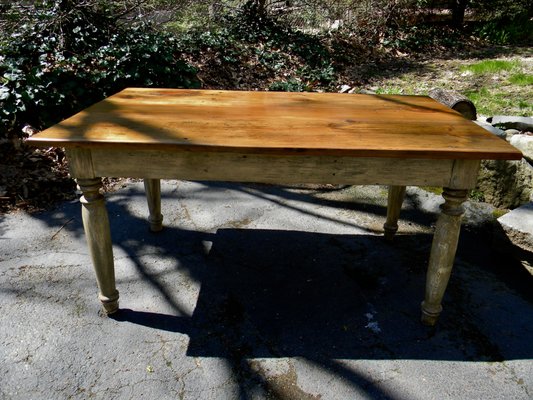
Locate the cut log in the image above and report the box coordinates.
[428,88,477,120]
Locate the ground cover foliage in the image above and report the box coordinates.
[0,0,531,212]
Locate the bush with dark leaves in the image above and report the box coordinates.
[0,1,199,141]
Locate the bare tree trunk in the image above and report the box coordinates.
[244,0,268,18]
[257,0,268,15]
[451,0,469,28]
[58,0,75,12]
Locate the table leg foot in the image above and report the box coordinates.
[421,303,442,326]
[384,185,406,241]
[144,179,163,232]
[78,178,120,315]
[421,188,467,325]
[99,292,120,314]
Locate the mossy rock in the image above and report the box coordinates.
[476,159,533,209]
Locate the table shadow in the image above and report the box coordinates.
[110,226,533,363]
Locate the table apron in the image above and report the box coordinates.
[67,148,480,188]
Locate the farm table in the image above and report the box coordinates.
[27,88,522,326]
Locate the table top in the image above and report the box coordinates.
[28,88,522,160]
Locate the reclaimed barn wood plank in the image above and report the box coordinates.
[28,88,522,160]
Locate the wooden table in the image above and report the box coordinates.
[28,88,522,325]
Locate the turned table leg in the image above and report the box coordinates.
[384,185,406,241]
[144,179,163,232]
[421,188,468,326]
[78,178,119,314]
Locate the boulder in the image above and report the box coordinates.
[505,129,520,142]
[510,134,533,164]
[476,158,533,209]
[497,202,533,275]
[339,85,351,93]
[487,116,533,131]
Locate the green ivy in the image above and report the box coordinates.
[473,17,533,45]
[269,79,311,92]
[175,3,340,91]
[0,1,199,140]
[225,3,337,81]
[382,24,465,52]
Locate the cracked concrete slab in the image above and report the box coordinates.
[1,180,532,399]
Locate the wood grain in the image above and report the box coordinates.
[65,148,95,179]
[90,149,456,186]
[28,88,522,160]
[384,185,407,240]
[77,178,119,314]
[421,188,468,326]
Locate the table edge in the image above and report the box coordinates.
[25,137,523,161]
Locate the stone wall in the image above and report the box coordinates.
[475,116,533,209]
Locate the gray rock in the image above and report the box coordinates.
[505,128,521,135]
[488,115,533,131]
[498,202,533,250]
[474,120,506,139]
[339,85,351,93]
[510,134,533,164]
[497,202,533,275]
[505,129,520,142]
[476,158,533,209]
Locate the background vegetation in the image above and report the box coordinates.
[1,0,531,142]
[0,0,531,211]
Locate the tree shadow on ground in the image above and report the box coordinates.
[109,222,533,359]
[0,214,6,238]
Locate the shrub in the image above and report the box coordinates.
[381,24,465,52]
[269,78,310,92]
[472,17,533,45]
[0,1,199,141]
[175,2,339,90]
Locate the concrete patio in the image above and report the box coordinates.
[1,180,532,399]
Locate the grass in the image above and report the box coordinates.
[518,100,530,109]
[464,87,532,116]
[460,60,520,74]
[469,189,485,202]
[456,59,532,115]
[509,72,533,86]
[420,186,443,195]
[374,86,408,95]
[363,52,533,116]
[492,209,509,219]
[460,58,533,116]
